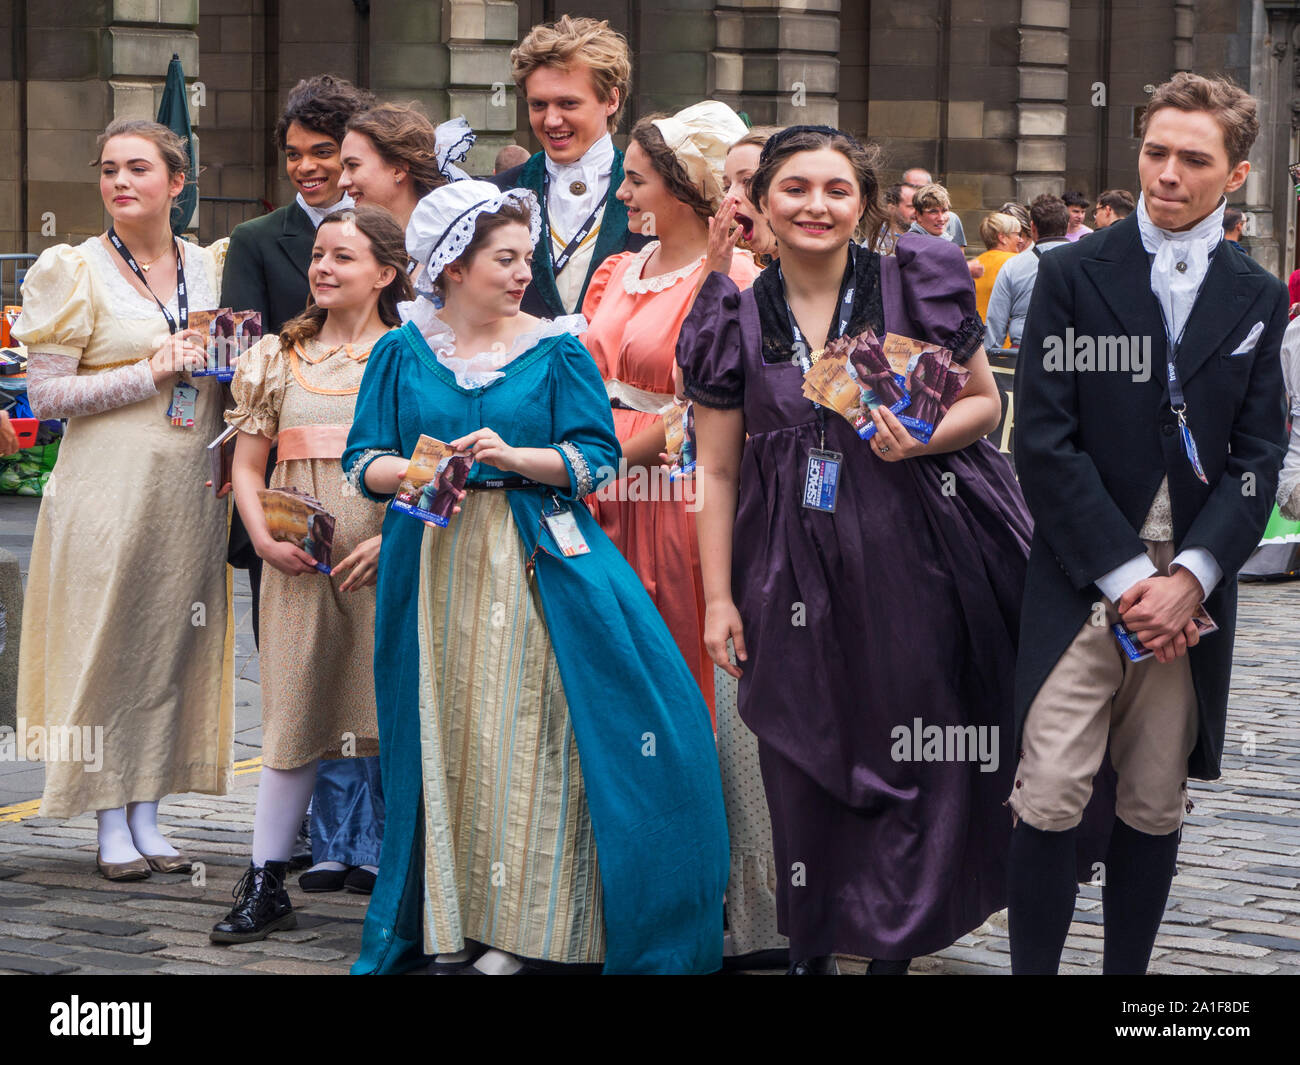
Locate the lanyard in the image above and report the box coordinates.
[780,244,856,445]
[1156,252,1215,485]
[107,226,188,334]
[542,170,604,277]
[780,243,856,369]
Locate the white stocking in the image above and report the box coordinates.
[126,800,175,857]
[252,762,318,867]
[97,807,141,864]
[473,948,524,975]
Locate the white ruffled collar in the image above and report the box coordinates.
[544,134,614,184]
[622,241,705,295]
[416,314,587,389]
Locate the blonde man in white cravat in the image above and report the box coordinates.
[489,14,651,318]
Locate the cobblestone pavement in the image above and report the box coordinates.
[1,488,1298,974]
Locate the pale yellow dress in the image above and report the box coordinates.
[226,334,384,767]
[14,239,234,817]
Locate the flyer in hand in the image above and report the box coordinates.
[257,485,336,573]
[662,401,696,481]
[391,434,473,528]
[800,328,969,445]
[1113,604,1219,662]
[190,308,263,380]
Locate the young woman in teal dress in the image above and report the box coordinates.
[343,180,729,975]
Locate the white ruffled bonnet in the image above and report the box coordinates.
[650,101,749,212]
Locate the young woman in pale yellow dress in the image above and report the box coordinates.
[14,119,234,879]
[210,205,413,943]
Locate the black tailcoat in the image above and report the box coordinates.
[1013,216,1288,779]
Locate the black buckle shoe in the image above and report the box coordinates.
[786,955,839,975]
[210,861,297,944]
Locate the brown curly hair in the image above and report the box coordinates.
[279,205,414,351]
[628,115,715,226]
[275,74,376,150]
[346,103,447,200]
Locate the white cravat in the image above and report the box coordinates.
[1135,193,1225,343]
[295,191,355,230]
[544,134,614,242]
[1096,194,1228,604]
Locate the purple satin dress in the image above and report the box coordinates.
[679,235,1032,960]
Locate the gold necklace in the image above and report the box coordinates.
[136,243,173,272]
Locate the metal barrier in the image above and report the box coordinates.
[200,196,273,241]
[0,255,37,306]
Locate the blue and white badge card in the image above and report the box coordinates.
[542,503,591,556]
[803,448,842,512]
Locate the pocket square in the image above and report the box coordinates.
[1229,320,1265,355]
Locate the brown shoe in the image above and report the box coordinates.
[96,850,151,882]
[142,853,192,874]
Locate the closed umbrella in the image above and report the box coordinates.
[157,53,197,236]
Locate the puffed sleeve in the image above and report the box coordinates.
[893,233,986,364]
[225,334,288,438]
[11,245,94,358]
[546,334,621,502]
[580,251,630,322]
[207,236,230,295]
[676,270,746,409]
[343,329,406,502]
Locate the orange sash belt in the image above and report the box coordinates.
[276,424,350,463]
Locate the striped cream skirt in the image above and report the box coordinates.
[415,490,605,963]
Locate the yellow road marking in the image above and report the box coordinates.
[0,759,264,822]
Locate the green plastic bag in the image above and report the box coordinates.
[0,439,59,495]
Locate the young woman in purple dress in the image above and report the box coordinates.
[681,126,1032,975]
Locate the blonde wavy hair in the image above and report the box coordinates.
[510,15,632,132]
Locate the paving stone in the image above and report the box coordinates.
[226,939,346,962]
[0,920,60,940]
[0,934,73,957]
[0,953,77,974]
[56,950,166,970]
[56,932,167,954]
[244,958,347,975]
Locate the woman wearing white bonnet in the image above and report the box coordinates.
[581,102,779,966]
[343,179,730,975]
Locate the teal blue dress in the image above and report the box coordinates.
[342,319,729,975]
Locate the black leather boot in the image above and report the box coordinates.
[210,861,296,944]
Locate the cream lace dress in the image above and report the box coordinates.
[13,238,234,817]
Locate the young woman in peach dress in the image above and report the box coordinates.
[581,102,760,718]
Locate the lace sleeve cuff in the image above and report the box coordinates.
[553,440,596,499]
[26,351,158,420]
[948,314,987,365]
[682,371,744,410]
[347,447,401,502]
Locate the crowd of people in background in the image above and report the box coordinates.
[9,13,1299,978]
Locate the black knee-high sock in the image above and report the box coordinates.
[1007,820,1077,974]
[1102,818,1179,975]
[867,957,911,975]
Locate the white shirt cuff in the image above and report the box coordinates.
[1170,548,1221,600]
[1095,553,1158,603]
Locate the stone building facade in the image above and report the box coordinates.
[0,1,1295,275]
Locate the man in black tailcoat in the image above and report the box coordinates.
[1009,72,1288,975]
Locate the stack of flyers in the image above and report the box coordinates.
[1112,605,1219,662]
[257,486,336,573]
[880,334,969,444]
[662,401,696,480]
[801,328,911,440]
[391,434,473,527]
[190,308,263,380]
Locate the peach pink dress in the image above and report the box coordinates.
[582,242,761,717]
